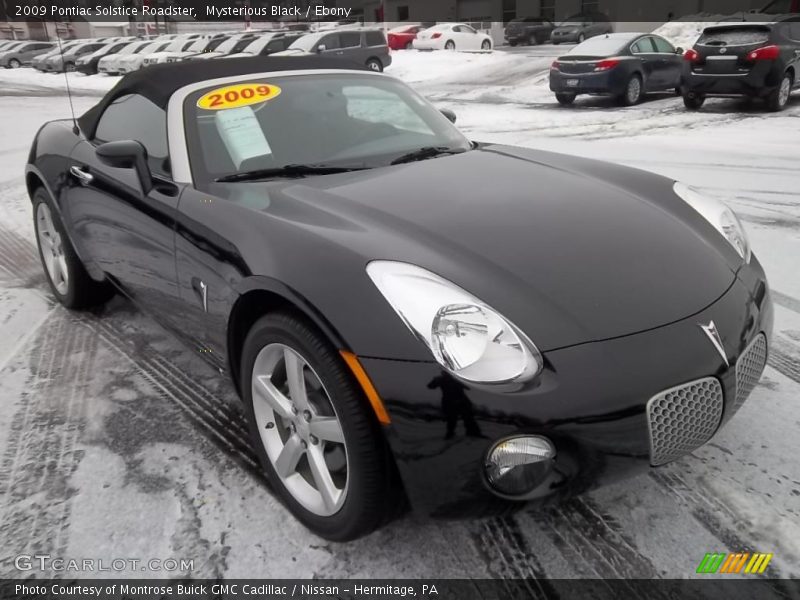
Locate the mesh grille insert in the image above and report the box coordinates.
[647,377,723,466]
[732,333,767,415]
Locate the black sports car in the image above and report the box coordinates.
[550,32,684,105]
[26,57,772,541]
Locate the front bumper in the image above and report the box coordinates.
[362,259,772,517]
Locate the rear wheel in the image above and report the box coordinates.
[555,92,576,105]
[619,74,643,106]
[767,72,792,112]
[32,188,113,309]
[445,40,456,51]
[8,58,21,69]
[241,312,397,541]
[683,92,706,110]
[481,40,492,51]
[365,58,383,72]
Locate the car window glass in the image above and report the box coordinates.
[343,85,430,134]
[652,36,676,53]
[95,94,169,175]
[365,31,385,46]
[340,32,361,48]
[321,34,340,49]
[462,25,477,33]
[631,38,655,53]
[698,27,770,46]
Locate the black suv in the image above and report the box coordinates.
[504,17,555,46]
[681,17,800,111]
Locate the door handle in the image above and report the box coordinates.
[69,165,94,186]
[191,277,208,312]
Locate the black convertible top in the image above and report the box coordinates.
[78,56,368,138]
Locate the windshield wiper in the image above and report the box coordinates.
[216,164,367,183]
[390,146,467,166]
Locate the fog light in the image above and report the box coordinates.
[485,436,556,497]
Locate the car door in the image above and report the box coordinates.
[318,33,341,56]
[651,35,682,89]
[64,93,184,321]
[630,37,662,89]
[457,25,480,49]
[338,31,364,62]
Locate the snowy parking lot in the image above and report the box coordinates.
[0,45,799,584]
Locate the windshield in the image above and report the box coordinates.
[215,36,248,53]
[289,33,324,52]
[242,35,275,53]
[185,74,471,186]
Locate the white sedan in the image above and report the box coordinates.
[413,23,493,52]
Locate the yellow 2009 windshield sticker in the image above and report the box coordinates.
[197,83,282,110]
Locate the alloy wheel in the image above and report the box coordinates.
[627,77,642,104]
[251,343,348,516]
[9,59,21,68]
[36,202,69,295]
[778,76,791,107]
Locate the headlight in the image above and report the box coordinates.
[366,261,542,384]
[673,182,750,263]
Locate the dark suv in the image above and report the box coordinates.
[681,18,800,111]
[504,17,555,46]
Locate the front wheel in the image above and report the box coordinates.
[32,188,113,309]
[767,73,792,112]
[8,58,21,69]
[577,33,586,43]
[241,312,398,541]
[64,62,75,72]
[555,92,576,105]
[365,58,383,72]
[683,92,706,110]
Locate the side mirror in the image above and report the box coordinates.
[317,44,327,53]
[440,108,457,123]
[676,47,684,54]
[96,140,153,195]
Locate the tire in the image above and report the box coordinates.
[555,92,576,105]
[32,187,113,309]
[241,311,398,541]
[481,40,492,51]
[365,58,383,72]
[618,73,643,106]
[9,58,21,69]
[683,92,706,110]
[577,33,586,43]
[445,40,456,51]
[64,62,75,72]
[552,41,560,45]
[767,72,792,112]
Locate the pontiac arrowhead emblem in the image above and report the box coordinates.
[700,320,729,367]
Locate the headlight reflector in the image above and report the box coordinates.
[366,261,542,384]
[673,182,750,263]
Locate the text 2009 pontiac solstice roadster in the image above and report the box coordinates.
[26,57,772,540]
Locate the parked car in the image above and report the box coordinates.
[0,40,24,52]
[187,33,259,60]
[0,41,54,68]
[387,24,425,50]
[163,35,231,62]
[413,23,493,51]
[26,56,772,542]
[550,13,613,44]
[550,33,684,106]
[275,29,392,71]
[98,40,152,75]
[504,17,555,46]
[41,41,106,72]
[141,37,206,68]
[75,39,136,75]
[116,40,172,73]
[32,41,84,72]
[224,33,305,59]
[681,19,800,112]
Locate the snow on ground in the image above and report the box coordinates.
[0,50,799,581]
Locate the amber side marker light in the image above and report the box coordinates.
[339,350,391,425]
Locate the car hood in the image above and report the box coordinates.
[218,145,739,352]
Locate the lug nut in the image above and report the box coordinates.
[265,422,274,430]
[303,410,312,421]
[309,435,319,445]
